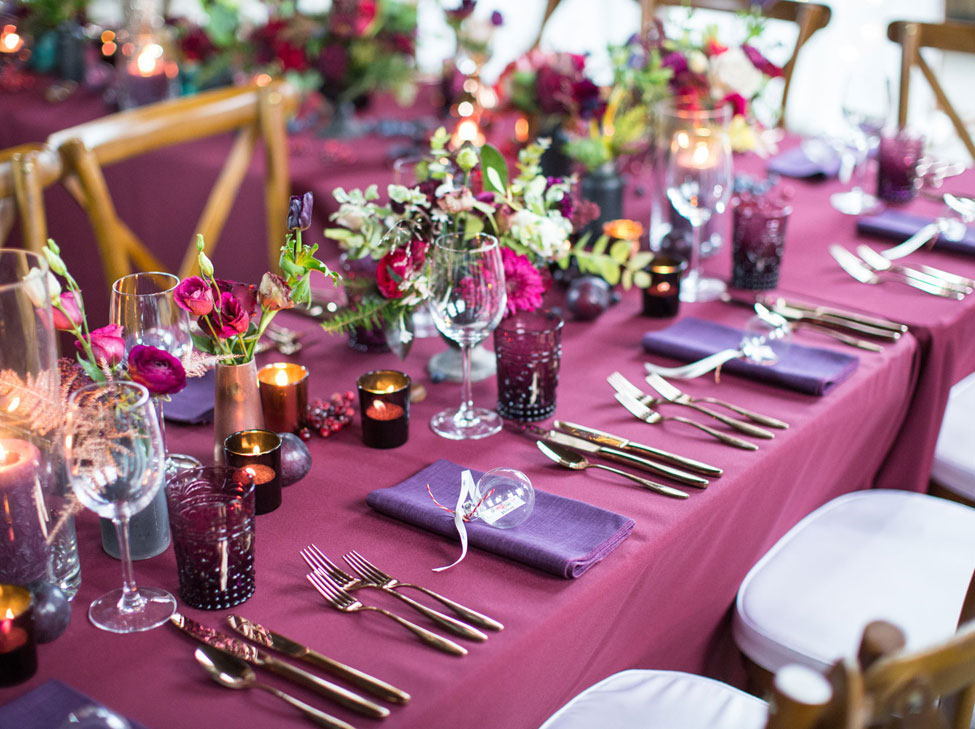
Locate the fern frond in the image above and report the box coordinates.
[0,369,62,436]
[319,296,395,335]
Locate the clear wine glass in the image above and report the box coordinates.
[428,232,507,440]
[830,71,890,216]
[111,272,201,475]
[65,381,176,633]
[665,126,733,302]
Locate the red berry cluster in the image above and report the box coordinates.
[301,390,356,440]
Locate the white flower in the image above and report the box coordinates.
[334,205,366,232]
[509,210,571,260]
[687,50,708,75]
[709,47,763,100]
[166,0,209,25]
[22,267,59,308]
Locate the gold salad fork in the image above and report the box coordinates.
[343,550,504,632]
[305,570,468,656]
[300,546,486,641]
[614,391,758,451]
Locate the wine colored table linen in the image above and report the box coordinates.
[641,317,860,395]
[856,209,975,255]
[366,459,635,578]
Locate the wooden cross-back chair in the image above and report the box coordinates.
[47,80,299,286]
[887,20,975,162]
[531,0,830,127]
[0,143,62,253]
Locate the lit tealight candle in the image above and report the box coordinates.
[0,439,49,585]
[357,371,410,449]
[0,24,24,55]
[258,363,309,434]
[224,430,282,514]
[0,584,36,687]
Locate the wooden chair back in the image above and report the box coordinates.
[0,143,62,253]
[47,80,299,286]
[887,20,975,161]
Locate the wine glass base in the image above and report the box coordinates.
[88,586,176,634]
[430,407,503,440]
[680,276,727,303]
[166,453,202,477]
[830,190,884,216]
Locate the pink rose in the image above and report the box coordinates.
[52,291,83,331]
[208,291,250,338]
[376,240,426,300]
[77,324,125,366]
[127,345,186,396]
[174,276,214,317]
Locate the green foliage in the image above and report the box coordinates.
[569,234,657,290]
[479,144,509,195]
[319,295,393,335]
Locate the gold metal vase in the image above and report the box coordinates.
[213,360,264,464]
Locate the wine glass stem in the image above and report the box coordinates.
[155,398,169,458]
[688,219,703,287]
[113,514,145,614]
[458,342,475,423]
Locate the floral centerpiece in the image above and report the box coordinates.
[322,129,589,340]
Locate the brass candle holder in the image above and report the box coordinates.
[357,370,410,449]
[224,430,282,514]
[258,362,309,434]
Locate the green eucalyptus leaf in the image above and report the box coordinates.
[480,144,509,194]
[592,234,610,256]
[630,252,655,270]
[622,269,633,290]
[610,239,632,264]
[633,270,652,288]
[600,260,622,286]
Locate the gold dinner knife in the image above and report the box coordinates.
[227,615,410,705]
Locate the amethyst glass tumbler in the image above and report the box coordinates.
[877,130,924,203]
[494,310,564,422]
[731,192,792,291]
[165,467,256,610]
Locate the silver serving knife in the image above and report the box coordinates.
[552,421,723,477]
[170,613,390,719]
[760,296,908,334]
[227,615,410,705]
[524,424,709,488]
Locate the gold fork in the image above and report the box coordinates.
[614,391,759,451]
[306,570,468,656]
[300,546,486,642]
[343,550,504,631]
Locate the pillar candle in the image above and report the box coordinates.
[0,439,49,585]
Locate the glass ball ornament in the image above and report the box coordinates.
[740,315,792,366]
[470,468,535,529]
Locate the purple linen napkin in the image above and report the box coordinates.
[767,143,841,179]
[0,679,149,729]
[165,369,215,424]
[366,459,635,578]
[857,210,974,256]
[642,317,859,396]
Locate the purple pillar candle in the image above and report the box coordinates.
[0,439,49,586]
[877,131,924,204]
[731,192,792,291]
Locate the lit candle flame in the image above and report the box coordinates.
[3,608,14,620]
[136,43,163,76]
[274,368,289,386]
[251,445,261,455]
[691,141,712,167]
[372,400,388,415]
[1,28,21,53]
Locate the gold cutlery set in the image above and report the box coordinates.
[171,551,502,726]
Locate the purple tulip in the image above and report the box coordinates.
[77,324,125,366]
[287,192,313,231]
[209,291,250,338]
[173,276,214,316]
[127,345,187,396]
[52,291,83,331]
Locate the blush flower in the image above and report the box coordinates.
[127,345,187,396]
[77,324,125,366]
[53,291,83,331]
[501,248,545,317]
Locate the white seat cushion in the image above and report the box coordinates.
[537,670,767,729]
[734,490,975,673]
[932,372,975,497]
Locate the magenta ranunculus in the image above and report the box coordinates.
[52,291,83,331]
[212,279,258,317]
[127,345,186,396]
[174,276,214,316]
[208,291,250,338]
[77,324,125,366]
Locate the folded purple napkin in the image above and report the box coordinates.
[366,459,635,578]
[0,679,148,729]
[767,143,841,179]
[642,317,859,396]
[165,369,215,424]
[857,210,974,256]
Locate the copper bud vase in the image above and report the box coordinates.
[213,360,265,464]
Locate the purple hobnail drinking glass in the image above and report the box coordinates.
[731,192,792,291]
[494,310,564,422]
[877,130,924,203]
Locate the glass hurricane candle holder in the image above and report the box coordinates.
[117,26,179,109]
[223,430,282,515]
[0,584,36,686]
[641,256,686,318]
[357,371,410,449]
[258,363,309,434]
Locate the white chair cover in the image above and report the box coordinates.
[537,669,767,729]
[734,490,975,673]
[932,372,975,497]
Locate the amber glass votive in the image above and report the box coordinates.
[224,430,282,515]
[0,584,36,686]
[258,362,309,434]
[642,256,686,318]
[357,370,410,449]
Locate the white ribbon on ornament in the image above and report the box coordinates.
[432,469,477,573]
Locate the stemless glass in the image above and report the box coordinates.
[665,125,733,302]
[110,271,201,475]
[830,71,889,216]
[428,233,507,440]
[65,381,176,633]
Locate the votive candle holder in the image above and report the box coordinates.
[223,430,282,515]
[357,371,410,448]
[258,362,309,434]
[0,584,36,686]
